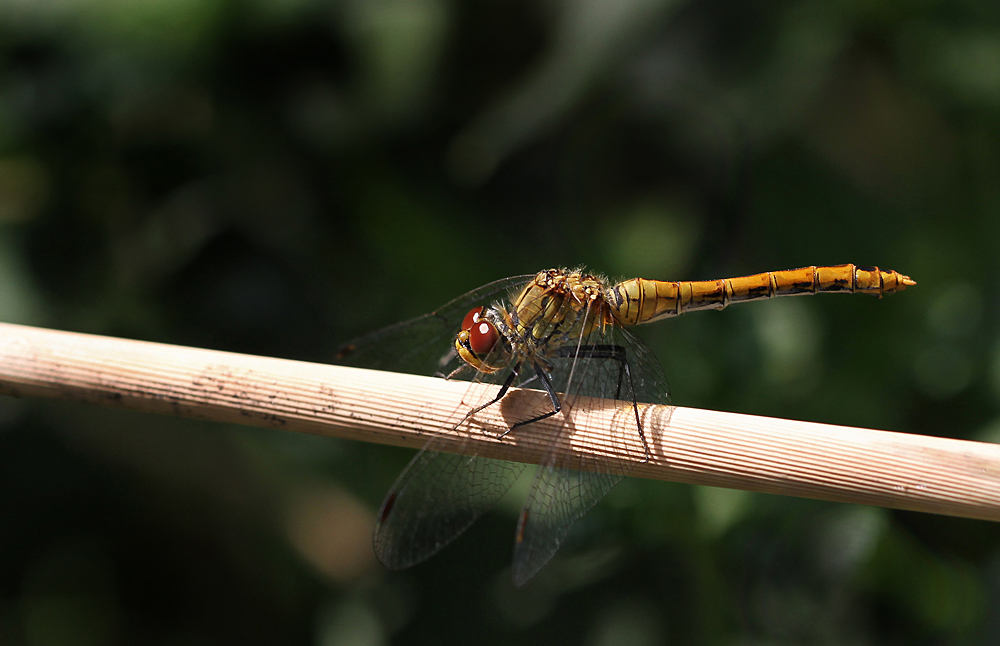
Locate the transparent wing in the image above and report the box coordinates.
[511,313,670,585]
[512,466,605,585]
[335,274,536,570]
[335,274,533,377]
[374,446,527,569]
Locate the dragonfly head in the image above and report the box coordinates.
[455,306,509,374]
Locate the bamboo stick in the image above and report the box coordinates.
[0,322,997,520]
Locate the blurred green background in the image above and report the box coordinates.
[0,0,998,643]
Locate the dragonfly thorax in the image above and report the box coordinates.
[454,269,619,378]
[512,269,613,342]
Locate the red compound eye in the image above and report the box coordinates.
[461,306,484,331]
[469,319,500,356]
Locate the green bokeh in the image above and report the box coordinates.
[1,0,998,643]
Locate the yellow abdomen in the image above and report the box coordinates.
[607,264,916,327]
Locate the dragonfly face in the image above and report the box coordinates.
[454,305,511,374]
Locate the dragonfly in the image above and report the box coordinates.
[336,264,915,585]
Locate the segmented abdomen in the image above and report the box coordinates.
[606,264,916,326]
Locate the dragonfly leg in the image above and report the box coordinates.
[441,363,472,380]
[555,344,650,462]
[499,362,562,437]
[557,344,628,398]
[458,362,521,428]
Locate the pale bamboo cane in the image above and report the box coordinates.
[0,322,996,520]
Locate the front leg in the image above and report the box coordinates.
[458,362,522,426]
